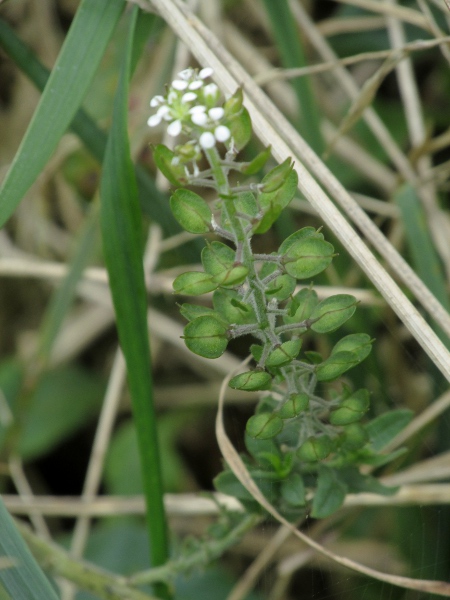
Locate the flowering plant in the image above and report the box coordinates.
[149,68,410,519]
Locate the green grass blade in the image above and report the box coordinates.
[100,7,170,598]
[38,206,99,361]
[0,497,59,600]
[0,0,124,227]
[261,0,324,154]
[395,184,450,346]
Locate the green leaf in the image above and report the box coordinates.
[99,6,169,580]
[339,467,398,496]
[170,188,212,233]
[365,409,414,452]
[229,370,272,391]
[281,473,306,507]
[183,316,229,359]
[246,413,284,440]
[278,393,309,419]
[282,238,334,279]
[310,294,357,333]
[311,466,347,518]
[331,333,373,362]
[226,107,252,150]
[19,366,104,460]
[153,144,186,186]
[0,498,59,600]
[242,146,272,175]
[173,271,218,295]
[0,0,124,227]
[254,169,298,234]
[213,470,257,503]
[234,191,259,219]
[265,339,302,367]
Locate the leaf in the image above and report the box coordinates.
[19,366,104,460]
[154,144,186,186]
[254,169,298,234]
[0,498,59,600]
[100,6,169,575]
[365,409,414,452]
[0,0,124,227]
[242,146,272,174]
[281,473,306,507]
[311,465,348,519]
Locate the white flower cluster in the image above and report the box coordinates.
[147,67,231,151]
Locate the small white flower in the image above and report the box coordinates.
[189,105,206,114]
[156,105,170,118]
[199,67,214,79]
[181,92,197,103]
[215,125,231,142]
[203,83,218,97]
[188,80,203,90]
[172,79,188,91]
[150,95,164,107]
[178,68,194,80]
[208,107,224,121]
[191,111,208,126]
[168,90,177,104]
[199,131,216,149]
[167,119,182,137]
[147,114,162,127]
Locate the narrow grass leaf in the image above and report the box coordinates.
[261,0,323,154]
[0,0,124,227]
[0,498,59,600]
[99,6,170,594]
[395,184,450,346]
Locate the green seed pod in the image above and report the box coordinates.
[331,333,373,363]
[329,389,370,425]
[310,294,358,334]
[339,423,369,450]
[241,145,272,175]
[261,158,294,193]
[173,271,218,296]
[282,238,334,280]
[170,188,212,234]
[278,393,309,419]
[229,370,272,391]
[182,316,229,359]
[265,339,302,368]
[246,413,283,440]
[153,144,186,186]
[297,436,333,462]
[315,351,360,382]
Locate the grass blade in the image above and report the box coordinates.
[99,6,170,598]
[0,0,124,227]
[261,0,324,154]
[0,497,59,600]
[395,184,450,346]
